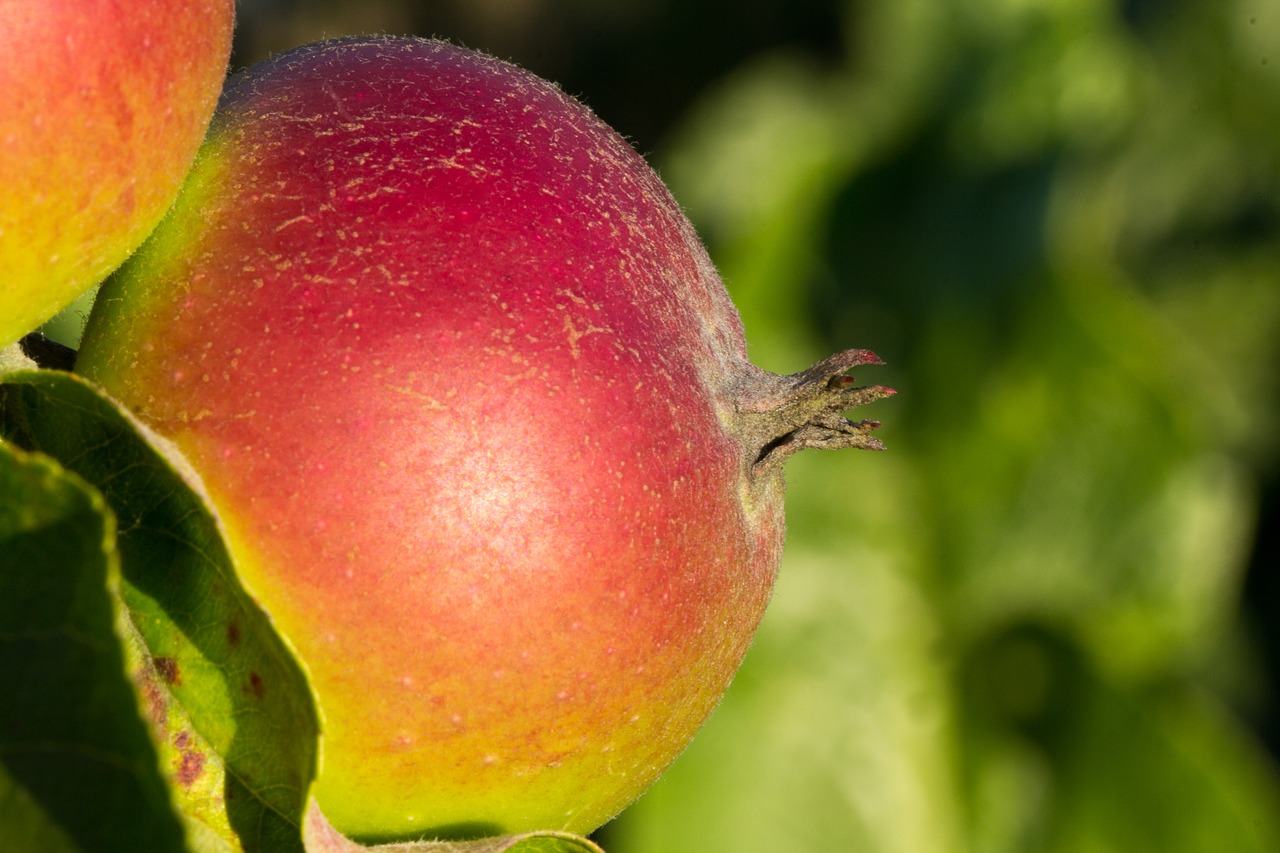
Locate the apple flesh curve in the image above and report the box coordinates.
[75,37,893,841]
[0,0,235,347]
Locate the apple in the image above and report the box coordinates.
[75,37,892,842]
[0,0,235,347]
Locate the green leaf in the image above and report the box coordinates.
[0,441,187,852]
[303,803,606,853]
[1047,678,1280,853]
[0,369,320,851]
[957,625,1280,853]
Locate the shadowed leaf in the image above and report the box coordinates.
[0,441,187,852]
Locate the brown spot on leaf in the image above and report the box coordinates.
[154,656,181,686]
[226,621,241,647]
[136,670,167,727]
[176,750,206,787]
[247,671,264,700]
[173,729,192,750]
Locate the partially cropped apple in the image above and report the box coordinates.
[76,37,892,842]
[0,0,234,347]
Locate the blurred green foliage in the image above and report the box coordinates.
[183,0,1280,850]
[599,1,1280,851]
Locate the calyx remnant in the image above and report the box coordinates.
[731,348,895,475]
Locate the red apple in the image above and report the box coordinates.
[75,37,892,841]
[0,0,234,346]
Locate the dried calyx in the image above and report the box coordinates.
[730,348,896,475]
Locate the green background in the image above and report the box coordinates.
[54,0,1280,850]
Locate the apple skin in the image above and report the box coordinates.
[76,37,889,841]
[0,0,234,347]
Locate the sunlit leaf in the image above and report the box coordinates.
[0,369,320,851]
[303,802,605,853]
